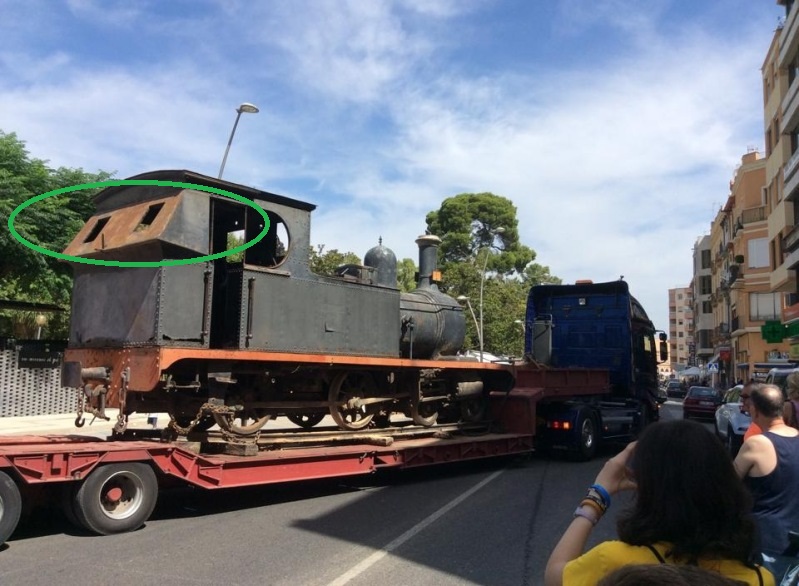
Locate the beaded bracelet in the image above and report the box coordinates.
[573,505,599,526]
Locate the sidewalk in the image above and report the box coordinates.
[0,410,167,438]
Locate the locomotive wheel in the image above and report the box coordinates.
[410,394,438,427]
[287,413,325,429]
[72,463,158,535]
[460,397,487,423]
[212,391,272,436]
[0,470,22,546]
[213,410,271,436]
[328,371,376,431]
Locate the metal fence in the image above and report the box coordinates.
[0,339,75,417]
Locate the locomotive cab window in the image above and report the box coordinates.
[211,199,289,268]
[244,209,289,268]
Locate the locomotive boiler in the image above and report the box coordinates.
[61,170,514,436]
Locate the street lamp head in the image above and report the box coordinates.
[237,102,260,114]
[456,296,469,302]
[35,313,47,326]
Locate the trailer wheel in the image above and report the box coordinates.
[72,463,158,535]
[575,410,598,461]
[0,470,22,546]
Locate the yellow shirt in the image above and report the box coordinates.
[563,541,774,586]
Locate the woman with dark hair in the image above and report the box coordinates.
[544,419,773,586]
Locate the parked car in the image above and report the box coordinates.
[714,384,750,457]
[683,386,723,420]
[665,379,686,399]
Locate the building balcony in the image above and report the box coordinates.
[785,223,799,254]
[780,4,799,69]
[786,147,799,186]
[787,152,799,202]
[782,79,799,136]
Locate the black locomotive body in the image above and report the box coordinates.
[62,170,514,436]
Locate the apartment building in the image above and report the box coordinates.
[777,0,799,357]
[692,235,714,366]
[668,286,693,371]
[679,10,796,383]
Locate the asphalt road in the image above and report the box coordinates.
[0,402,689,586]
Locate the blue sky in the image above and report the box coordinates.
[0,0,787,332]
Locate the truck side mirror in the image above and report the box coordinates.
[659,340,668,362]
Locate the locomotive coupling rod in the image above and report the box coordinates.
[347,396,396,408]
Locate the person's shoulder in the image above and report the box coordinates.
[704,559,776,586]
[564,541,669,583]
[585,540,666,561]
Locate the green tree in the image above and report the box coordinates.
[425,192,560,357]
[0,131,113,337]
[396,257,417,292]
[309,245,362,276]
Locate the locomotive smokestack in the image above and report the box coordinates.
[415,234,441,290]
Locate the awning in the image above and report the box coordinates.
[681,366,703,376]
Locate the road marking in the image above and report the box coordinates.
[326,469,506,586]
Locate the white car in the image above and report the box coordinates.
[714,385,751,456]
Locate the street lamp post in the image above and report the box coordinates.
[218,102,259,179]
[478,227,505,362]
[35,313,47,340]
[456,296,481,355]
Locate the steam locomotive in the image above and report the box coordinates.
[61,170,514,436]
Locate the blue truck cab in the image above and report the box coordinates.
[524,280,667,458]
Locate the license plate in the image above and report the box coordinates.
[700,401,713,406]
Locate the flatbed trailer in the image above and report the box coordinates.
[0,368,613,546]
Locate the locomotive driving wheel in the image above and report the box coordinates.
[212,390,272,436]
[410,391,438,427]
[328,371,377,431]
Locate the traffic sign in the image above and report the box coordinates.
[707,363,719,373]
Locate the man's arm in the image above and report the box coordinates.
[733,436,763,478]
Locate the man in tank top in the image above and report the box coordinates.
[735,383,799,582]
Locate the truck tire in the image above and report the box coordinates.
[72,463,158,535]
[0,470,22,546]
[574,410,599,461]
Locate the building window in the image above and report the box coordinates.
[749,292,781,321]
[701,249,711,269]
[700,276,712,295]
[702,301,712,313]
[748,238,769,268]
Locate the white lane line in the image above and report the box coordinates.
[326,469,505,586]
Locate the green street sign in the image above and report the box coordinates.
[761,320,786,343]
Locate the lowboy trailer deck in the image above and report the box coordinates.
[0,368,611,545]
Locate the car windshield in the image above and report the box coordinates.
[688,386,717,397]
[725,386,742,402]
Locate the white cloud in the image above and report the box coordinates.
[0,0,783,332]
